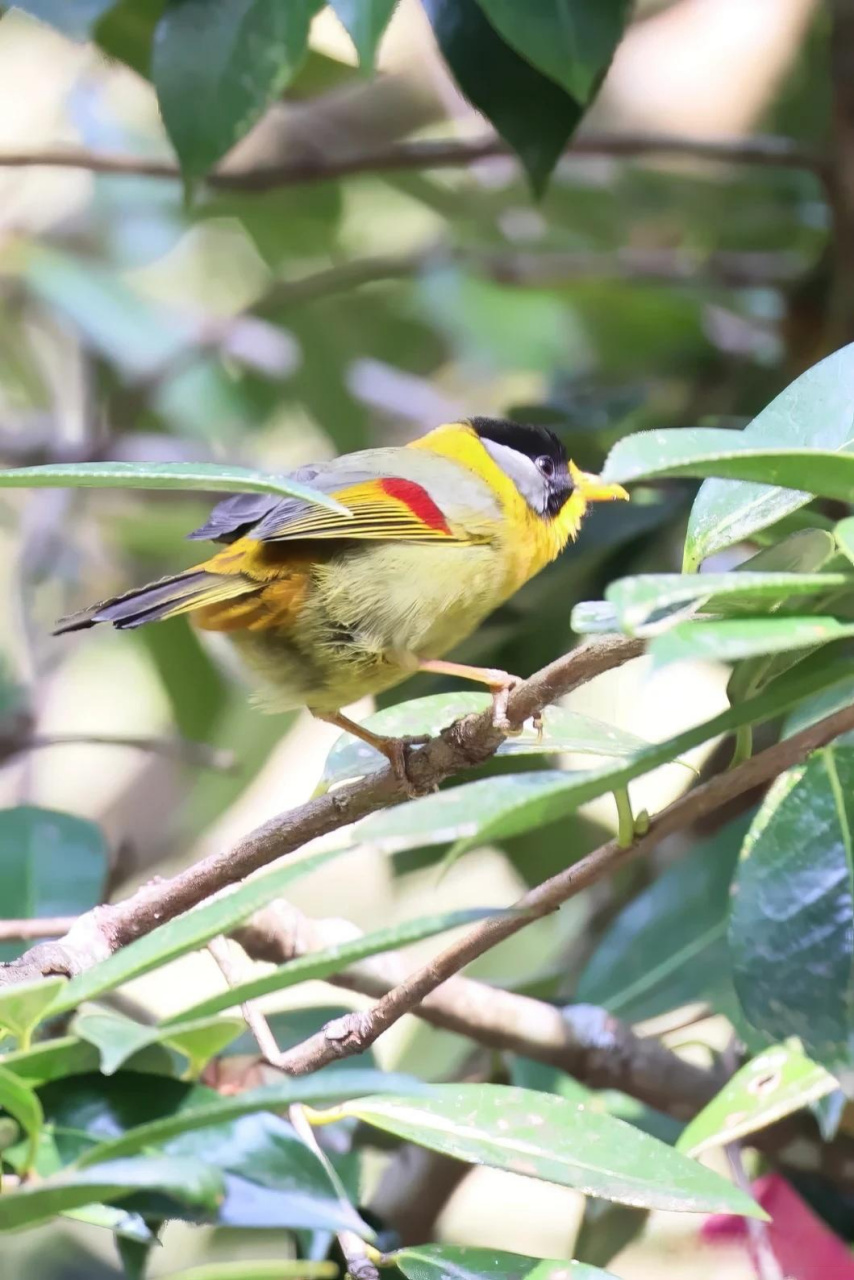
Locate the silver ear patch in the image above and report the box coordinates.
[480,438,549,514]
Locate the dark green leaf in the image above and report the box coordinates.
[677,1044,837,1157]
[0,462,346,512]
[422,0,583,195]
[331,1084,763,1214]
[329,0,397,69]
[606,571,852,638]
[0,978,67,1048]
[650,617,854,667]
[0,806,108,963]
[393,1243,619,1280]
[77,1071,425,1165]
[95,0,165,77]
[0,1156,223,1231]
[1,1035,175,1085]
[730,745,854,1069]
[153,0,321,181]
[0,1064,42,1172]
[319,692,650,791]
[172,909,500,1021]
[474,0,628,100]
[577,818,749,1022]
[683,343,854,568]
[49,845,349,1017]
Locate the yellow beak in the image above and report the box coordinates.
[569,460,630,503]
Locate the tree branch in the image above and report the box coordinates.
[0,131,827,192]
[265,700,854,1076]
[0,636,642,987]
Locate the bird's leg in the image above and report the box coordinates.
[417,659,525,733]
[312,709,430,795]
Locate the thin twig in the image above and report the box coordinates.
[0,732,235,771]
[0,131,828,192]
[206,935,286,1069]
[726,1146,785,1280]
[0,917,77,943]
[267,699,854,1076]
[0,636,643,987]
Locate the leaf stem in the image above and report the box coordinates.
[614,787,636,849]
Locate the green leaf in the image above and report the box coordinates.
[172,909,501,1022]
[330,1085,763,1215]
[0,462,346,513]
[350,654,854,860]
[683,343,854,568]
[649,617,854,668]
[606,571,853,638]
[0,1155,223,1232]
[77,1070,425,1166]
[0,806,108,962]
[422,0,583,196]
[35,1072,372,1235]
[161,1265,338,1280]
[393,1243,619,1280]
[0,1064,42,1173]
[576,817,749,1022]
[329,0,396,69]
[730,745,854,1069]
[74,1010,244,1076]
[153,0,321,182]
[49,845,349,1017]
[603,429,854,503]
[1,1035,175,1085]
[474,0,628,100]
[0,978,67,1048]
[677,1044,838,1157]
[836,516,854,568]
[319,693,650,791]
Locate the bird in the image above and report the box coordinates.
[55,417,628,780]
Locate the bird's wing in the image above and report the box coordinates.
[188,450,498,546]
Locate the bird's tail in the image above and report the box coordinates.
[53,566,256,635]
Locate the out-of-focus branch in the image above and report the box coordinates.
[828,0,854,342]
[0,636,643,988]
[0,131,828,191]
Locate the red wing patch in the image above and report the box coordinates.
[378,478,451,534]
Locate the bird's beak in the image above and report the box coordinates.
[568,460,630,503]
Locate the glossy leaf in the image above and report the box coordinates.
[607,571,852,638]
[74,1010,244,1076]
[173,908,501,1021]
[0,977,67,1047]
[162,1265,338,1280]
[49,845,349,1017]
[650,616,854,668]
[0,1064,42,1172]
[331,1085,763,1215]
[422,0,582,195]
[329,0,397,68]
[319,692,650,791]
[683,343,854,567]
[0,461,346,513]
[393,1243,618,1280]
[1,1035,175,1085]
[0,806,108,962]
[0,1156,223,1231]
[730,746,854,1069]
[153,0,321,182]
[602,431,854,526]
[474,0,629,100]
[78,1070,425,1165]
[678,1045,837,1157]
[350,655,854,860]
[577,818,749,1022]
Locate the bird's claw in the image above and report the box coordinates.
[489,672,523,732]
[380,733,431,798]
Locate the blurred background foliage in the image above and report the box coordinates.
[0,0,841,1275]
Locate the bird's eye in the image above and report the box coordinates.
[536,455,555,479]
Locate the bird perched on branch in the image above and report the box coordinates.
[56,418,628,779]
